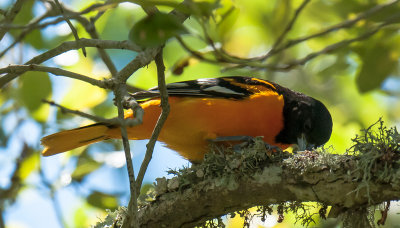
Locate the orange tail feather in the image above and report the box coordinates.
[41,124,110,156]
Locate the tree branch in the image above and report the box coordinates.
[136,49,170,194]
[138,151,400,227]
[114,86,140,228]
[175,0,400,73]
[0,1,115,59]
[263,13,400,71]
[265,0,400,58]
[42,100,119,124]
[62,5,119,76]
[0,64,108,88]
[0,39,141,89]
[54,0,87,56]
[0,2,113,30]
[261,0,311,60]
[223,13,400,71]
[0,0,25,40]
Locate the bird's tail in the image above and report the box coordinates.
[41,123,111,156]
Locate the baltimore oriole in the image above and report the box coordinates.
[41,76,332,162]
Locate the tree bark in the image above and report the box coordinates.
[137,151,400,227]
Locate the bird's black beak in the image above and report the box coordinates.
[297,134,314,151]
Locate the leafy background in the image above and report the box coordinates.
[1,0,400,227]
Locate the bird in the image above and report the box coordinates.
[41,76,333,162]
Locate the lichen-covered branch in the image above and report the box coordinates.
[137,151,400,227]
[130,120,400,228]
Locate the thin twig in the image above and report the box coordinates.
[263,14,400,71]
[114,87,140,228]
[0,2,116,63]
[0,2,113,31]
[176,36,220,64]
[54,0,87,56]
[119,47,161,83]
[177,0,400,72]
[136,49,170,194]
[0,39,141,89]
[42,99,146,129]
[0,9,56,59]
[264,0,400,58]
[0,64,109,88]
[178,1,309,65]
[261,0,311,60]
[42,99,119,124]
[222,13,400,71]
[62,6,118,76]
[0,0,25,41]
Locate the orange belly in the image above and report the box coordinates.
[108,91,286,162]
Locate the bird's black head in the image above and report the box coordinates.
[275,88,333,150]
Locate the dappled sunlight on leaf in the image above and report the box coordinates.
[32,101,50,123]
[129,62,158,89]
[18,71,52,121]
[17,153,39,180]
[61,59,107,110]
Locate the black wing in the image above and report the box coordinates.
[131,76,277,101]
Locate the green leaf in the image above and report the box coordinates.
[18,71,52,113]
[13,0,35,26]
[17,152,39,180]
[318,52,350,77]
[87,191,118,210]
[355,37,399,93]
[129,12,187,47]
[217,6,240,38]
[180,0,222,18]
[71,152,102,182]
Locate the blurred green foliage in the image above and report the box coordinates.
[18,72,52,118]
[1,0,400,227]
[129,12,187,47]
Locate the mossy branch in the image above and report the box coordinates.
[116,119,400,228]
[135,153,398,227]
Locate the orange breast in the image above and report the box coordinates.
[108,91,286,162]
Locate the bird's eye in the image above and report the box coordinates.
[304,119,312,132]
